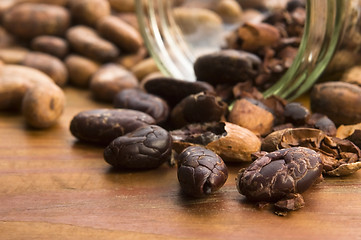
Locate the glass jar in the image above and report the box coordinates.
[135,0,361,100]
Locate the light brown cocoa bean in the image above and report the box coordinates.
[21,52,68,87]
[97,15,143,53]
[2,3,70,39]
[65,55,100,88]
[90,64,138,102]
[66,25,119,63]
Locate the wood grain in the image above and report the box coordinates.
[1,87,361,240]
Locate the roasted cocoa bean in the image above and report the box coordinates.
[65,54,100,88]
[108,0,135,12]
[2,3,70,39]
[262,128,361,176]
[283,102,310,126]
[90,64,138,102]
[177,146,228,197]
[114,88,169,124]
[215,0,243,24]
[307,113,336,137]
[310,82,361,126]
[194,49,262,86]
[131,58,159,81]
[66,25,120,63]
[228,98,274,136]
[0,47,28,64]
[69,0,110,27]
[31,36,69,59]
[21,52,68,87]
[22,83,65,129]
[171,122,261,162]
[236,147,322,203]
[234,22,281,52]
[171,92,228,128]
[346,130,361,150]
[97,15,143,53]
[104,125,172,169]
[0,65,55,110]
[142,77,214,107]
[70,109,156,144]
[173,7,222,35]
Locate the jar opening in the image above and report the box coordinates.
[137,0,351,100]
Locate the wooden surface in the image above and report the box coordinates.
[1,87,361,240]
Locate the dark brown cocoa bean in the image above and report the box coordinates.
[307,113,336,137]
[177,146,228,197]
[194,49,261,86]
[142,77,214,107]
[114,88,169,124]
[104,125,172,170]
[346,130,361,150]
[236,147,322,203]
[283,102,310,126]
[70,109,155,144]
[171,92,228,128]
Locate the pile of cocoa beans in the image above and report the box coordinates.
[0,0,159,128]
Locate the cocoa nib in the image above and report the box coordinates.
[262,128,361,176]
[236,147,322,214]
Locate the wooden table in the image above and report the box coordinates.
[1,87,361,240]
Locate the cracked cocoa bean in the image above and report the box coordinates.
[262,128,361,176]
[104,125,172,169]
[114,88,169,124]
[171,121,261,162]
[236,147,322,204]
[177,146,228,197]
[70,109,155,144]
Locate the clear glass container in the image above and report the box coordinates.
[136,0,361,100]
